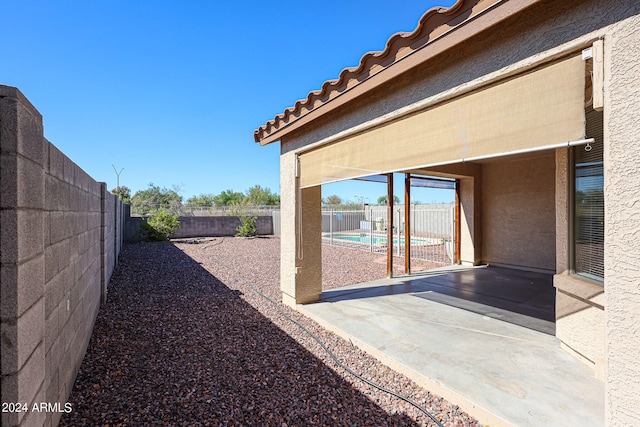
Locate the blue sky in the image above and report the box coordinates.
[3,0,455,204]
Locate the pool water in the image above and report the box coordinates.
[323,233,438,246]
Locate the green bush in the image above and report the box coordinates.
[235,215,258,237]
[142,209,180,241]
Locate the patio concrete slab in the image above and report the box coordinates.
[299,266,604,427]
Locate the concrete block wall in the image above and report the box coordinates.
[100,184,123,303]
[125,214,274,241]
[1,85,124,427]
[172,215,273,239]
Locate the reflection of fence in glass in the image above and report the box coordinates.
[320,204,455,265]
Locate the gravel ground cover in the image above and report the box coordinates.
[61,237,481,427]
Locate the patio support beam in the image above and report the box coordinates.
[405,174,411,275]
[387,173,394,277]
[455,180,461,264]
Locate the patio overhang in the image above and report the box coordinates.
[296,55,585,188]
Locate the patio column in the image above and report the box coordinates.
[458,170,482,266]
[404,174,411,275]
[386,173,394,277]
[280,151,322,307]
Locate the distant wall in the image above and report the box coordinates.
[481,153,556,272]
[173,216,273,238]
[1,85,125,427]
[125,214,274,241]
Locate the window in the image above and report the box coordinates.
[573,109,604,281]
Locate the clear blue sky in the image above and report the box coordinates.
[2,0,455,204]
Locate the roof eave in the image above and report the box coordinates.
[255,0,545,146]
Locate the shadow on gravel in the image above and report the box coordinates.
[60,242,420,426]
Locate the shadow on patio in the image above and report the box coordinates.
[301,266,604,427]
[318,265,556,334]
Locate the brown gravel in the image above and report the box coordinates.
[60,237,481,427]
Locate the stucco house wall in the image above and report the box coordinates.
[602,10,640,424]
[268,1,640,425]
[481,153,556,272]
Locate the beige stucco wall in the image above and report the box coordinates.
[481,153,556,272]
[458,176,481,266]
[555,274,605,378]
[603,11,640,425]
[279,150,322,306]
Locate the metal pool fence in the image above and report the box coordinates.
[321,204,455,266]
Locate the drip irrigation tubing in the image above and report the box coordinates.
[199,237,446,427]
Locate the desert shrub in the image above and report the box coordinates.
[143,209,180,241]
[235,215,258,237]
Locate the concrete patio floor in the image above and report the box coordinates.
[299,265,604,427]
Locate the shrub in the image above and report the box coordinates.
[235,215,258,237]
[143,209,180,241]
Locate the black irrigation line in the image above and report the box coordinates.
[198,237,446,427]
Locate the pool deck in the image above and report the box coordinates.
[298,265,604,427]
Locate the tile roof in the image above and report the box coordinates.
[254,0,501,145]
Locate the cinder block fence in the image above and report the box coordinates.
[124,210,274,241]
[1,85,125,427]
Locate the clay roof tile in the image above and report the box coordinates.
[254,0,492,144]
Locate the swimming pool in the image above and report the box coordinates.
[322,233,439,246]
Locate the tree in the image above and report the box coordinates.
[324,195,342,205]
[213,189,245,206]
[186,186,280,208]
[244,185,280,206]
[342,201,364,210]
[186,193,216,206]
[131,183,183,214]
[377,195,400,205]
[111,186,132,204]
